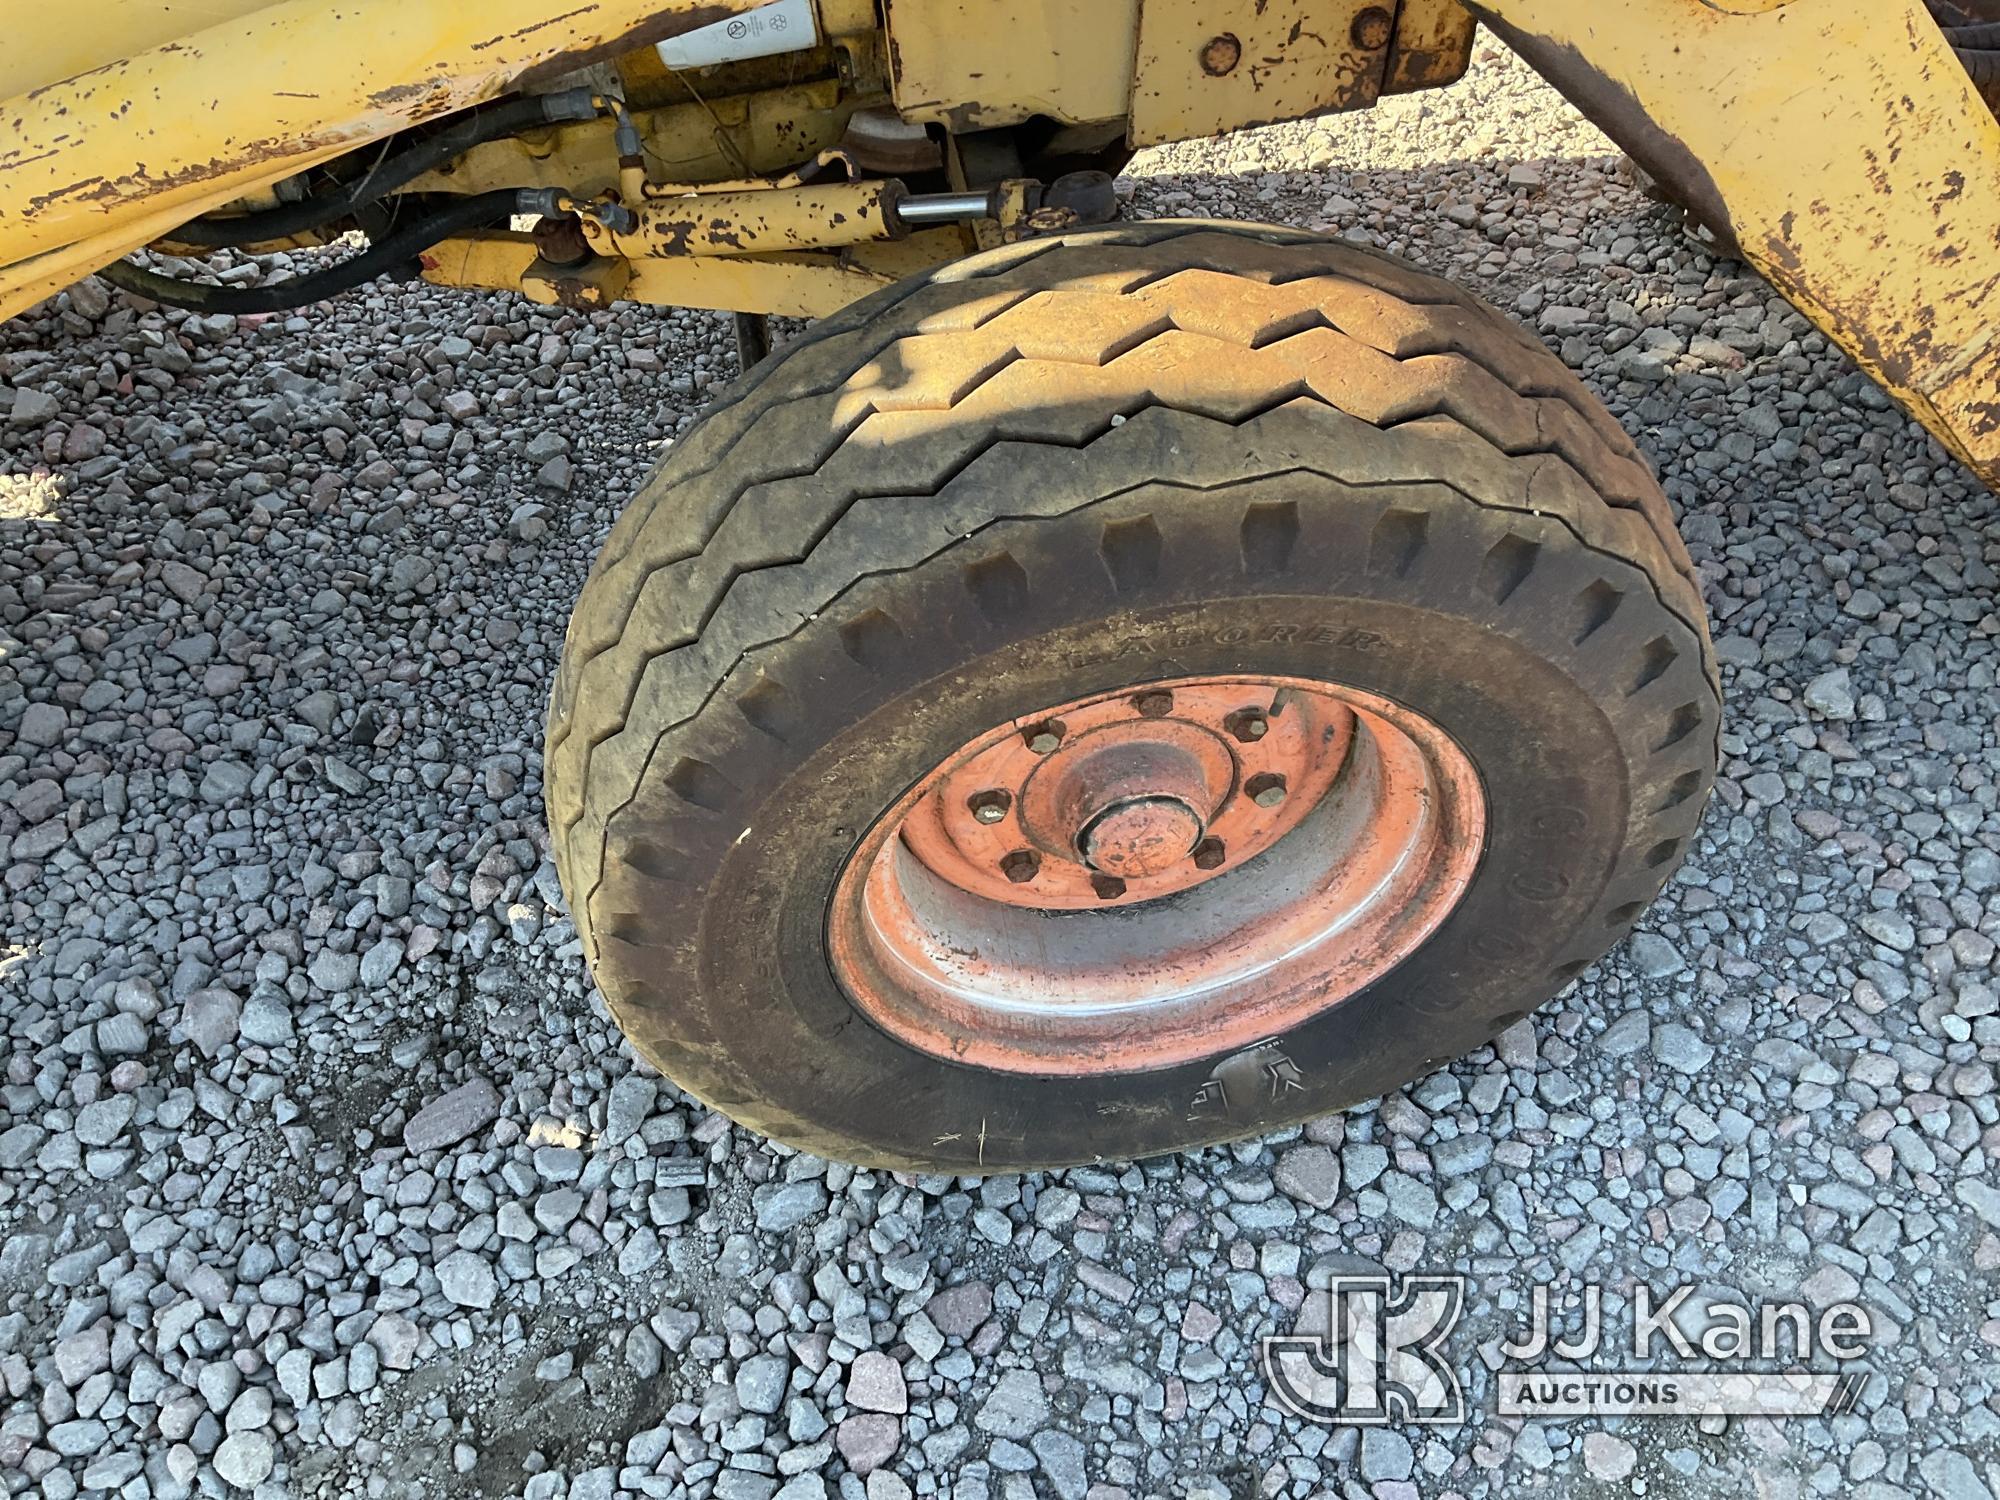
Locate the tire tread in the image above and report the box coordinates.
[548,224,1715,979]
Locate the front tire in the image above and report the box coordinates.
[545,223,1718,1170]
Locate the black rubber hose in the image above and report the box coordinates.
[167,93,588,248]
[1946,21,2000,45]
[98,190,529,314]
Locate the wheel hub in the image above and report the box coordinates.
[1080,796,1202,877]
[895,684,1351,910]
[826,674,1487,1075]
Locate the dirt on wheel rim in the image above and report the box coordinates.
[826,673,1488,1076]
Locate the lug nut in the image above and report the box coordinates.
[1191,837,1226,871]
[1246,772,1287,808]
[1024,720,1065,754]
[1000,849,1040,883]
[969,789,1012,823]
[1225,709,1268,743]
[1090,873,1127,900]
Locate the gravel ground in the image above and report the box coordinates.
[4,40,2000,1500]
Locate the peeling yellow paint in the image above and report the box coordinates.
[1475,0,2000,487]
[0,0,773,319]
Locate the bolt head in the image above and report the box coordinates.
[1226,709,1269,743]
[1000,850,1040,884]
[1200,32,1242,75]
[969,789,1012,824]
[1350,6,1393,49]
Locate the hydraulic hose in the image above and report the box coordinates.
[99,189,533,314]
[166,89,598,248]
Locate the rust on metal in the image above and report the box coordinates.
[417,224,973,317]
[531,214,591,266]
[1381,0,1480,92]
[508,3,756,85]
[0,0,780,317]
[826,674,1487,1076]
[522,251,632,307]
[1472,0,2000,486]
[1130,0,1399,143]
[398,84,858,203]
[584,181,907,259]
[1201,33,1244,75]
[885,683,1352,910]
[1350,7,1395,50]
[881,0,1142,132]
[1473,16,1737,255]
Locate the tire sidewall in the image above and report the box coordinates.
[609,477,1646,1169]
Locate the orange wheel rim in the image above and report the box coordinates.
[826,674,1487,1075]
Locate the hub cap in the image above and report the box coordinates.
[827,675,1487,1075]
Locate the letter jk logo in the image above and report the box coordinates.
[1261,1275,1466,1425]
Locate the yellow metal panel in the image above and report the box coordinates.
[1130,0,1392,144]
[522,253,636,310]
[1382,0,1479,95]
[0,0,774,320]
[4,0,271,100]
[616,33,869,112]
[585,183,905,258]
[418,227,971,318]
[816,0,877,34]
[398,83,860,199]
[1475,0,2000,488]
[418,233,548,294]
[884,0,1141,130]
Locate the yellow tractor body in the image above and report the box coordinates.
[2,0,1996,486]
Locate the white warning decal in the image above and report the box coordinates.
[656,0,820,70]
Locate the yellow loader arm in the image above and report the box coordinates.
[1471,0,2000,488]
[0,0,768,313]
